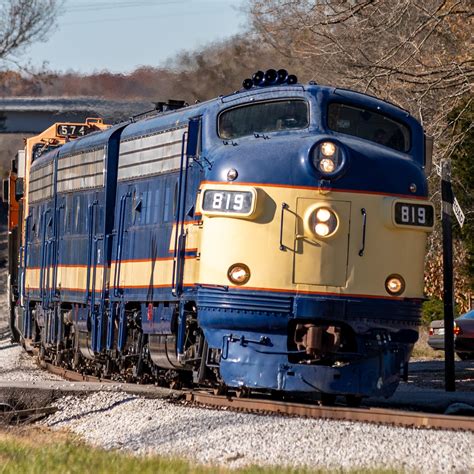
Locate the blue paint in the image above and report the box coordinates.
[21,83,429,398]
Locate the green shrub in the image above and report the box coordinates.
[421,297,444,326]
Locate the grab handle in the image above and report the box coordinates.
[359,208,367,257]
[279,202,289,251]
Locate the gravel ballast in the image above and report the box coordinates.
[1,334,473,472]
[0,336,62,383]
[43,391,474,472]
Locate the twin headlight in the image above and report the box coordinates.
[307,206,339,238]
[312,141,345,177]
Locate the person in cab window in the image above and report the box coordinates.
[374,129,388,145]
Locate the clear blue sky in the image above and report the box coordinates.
[25,0,246,73]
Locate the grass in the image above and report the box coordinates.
[0,426,401,474]
[411,327,444,360]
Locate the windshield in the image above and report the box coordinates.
[218,99,309,139]
[328,103,410,152]
[460,310,474,320]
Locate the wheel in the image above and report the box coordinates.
[320,393,336,406]
[213,385,227,396]
[235,387,250,398]
[345,395,362,408]
[456,352,474,361]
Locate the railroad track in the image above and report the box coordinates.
[185,391,474,431]
[0,327,11,340]
[38,359,474,432]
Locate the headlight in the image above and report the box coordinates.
[312,141,344,176]
[228,263,251,285]
[385,274,405,296]
[310,207,338,238]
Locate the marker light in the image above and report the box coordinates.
[311,207,338,238]
[228,263,251,285]
[227,168,238,181]
[312,141,344,177]
[385,274,405,296]
[454,323,462,336]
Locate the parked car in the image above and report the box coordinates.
[428,310,474,360]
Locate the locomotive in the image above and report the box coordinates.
[5,70,435,404]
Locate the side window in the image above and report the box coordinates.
[74,195,81,234]
[65,194,73,235]
[163,176,177,222]
[132,189,141,226]
[29,207,36,240]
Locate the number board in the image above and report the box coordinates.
[394,202,434,227]
[202,190,253,214]
[56,124,91,138]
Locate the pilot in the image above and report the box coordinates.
[374,128,388,145]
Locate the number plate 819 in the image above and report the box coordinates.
[202,190,253,214]
[394,202,434,227]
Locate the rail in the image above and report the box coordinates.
[185,392,474,432]
[32,357,474,433]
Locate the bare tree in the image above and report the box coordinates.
[0,0,61,68]
[248,0,473,308]
[248,1,472,151]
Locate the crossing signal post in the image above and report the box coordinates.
[440,159,455,392]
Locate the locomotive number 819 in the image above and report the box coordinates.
[5,69,434,405]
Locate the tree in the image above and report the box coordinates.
[247,0,473,306]
[247,0,472,155]
[451,100,474,291]
[0,0,61,69]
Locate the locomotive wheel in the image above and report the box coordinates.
[235,387,250,398]
[213,385,228,396]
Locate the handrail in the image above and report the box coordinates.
[113,192,131,297]
[50,205,62,303]
[39,208,51,305]
[44,240,51,308]
[90,235,102,352]
[85,201,98,302]
[171,132,189,297]
[90,235,103,309]
[20,215,30,307]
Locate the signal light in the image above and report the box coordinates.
[252,70,265,86]
[242,78,253,89]
[264,69,278,84]
[242,69,298,90]
[277,69,288,83]
[287,74,298,84]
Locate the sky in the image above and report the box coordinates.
[25,0,246,74]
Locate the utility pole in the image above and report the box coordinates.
[440,159,455,391]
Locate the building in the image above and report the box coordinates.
[0,97,152,176]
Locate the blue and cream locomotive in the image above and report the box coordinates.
[10,70,434,403]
